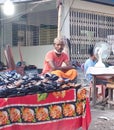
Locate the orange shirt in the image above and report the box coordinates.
[42,50,69,74]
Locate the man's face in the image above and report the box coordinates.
[54,41,65,54]
[92,55,97,61]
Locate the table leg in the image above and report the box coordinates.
[92,75,97,107]
[108,88,113,109]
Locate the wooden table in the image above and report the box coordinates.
[0,87,91,130]
[86,66,114,106]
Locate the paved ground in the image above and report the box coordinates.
[89,107,114,130]
[77,67,114,130]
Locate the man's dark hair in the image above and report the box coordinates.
[88,46,94,56]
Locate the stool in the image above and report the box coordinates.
[106,83,114,109]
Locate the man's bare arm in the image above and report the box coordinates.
[48,60,75,72]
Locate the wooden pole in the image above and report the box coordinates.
[4,45,16,70]
[57,0,70,57]
[8,45,16,70]
[18,44,23,62]
[57,0,62,38]
[4,49,9,68]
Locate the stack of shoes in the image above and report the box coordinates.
[0,71,80,98]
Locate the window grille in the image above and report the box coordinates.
[12,23,39,46]
[12,6,58,46]
[70,9,114,64]
[39,24,57,45]
[12,23,57,46]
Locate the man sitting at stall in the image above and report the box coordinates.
[84,46,110,84]
[84,46,109,99]
[84,46,97,83]
[42,37,78,81]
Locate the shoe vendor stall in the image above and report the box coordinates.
[0,70,91,130]
[0,32,91,130]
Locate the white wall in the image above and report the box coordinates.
[2,45,53,69]
[14,45,53,68]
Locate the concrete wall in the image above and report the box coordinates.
[13,45,53,69]
[2,45,53,69]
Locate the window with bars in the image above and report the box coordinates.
[12,7,58,47]
[70,9,114,64]
[12,23,39,46]
[39,24,57,45]
[12,23,57,46]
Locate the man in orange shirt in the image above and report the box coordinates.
[42,37,78,81]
